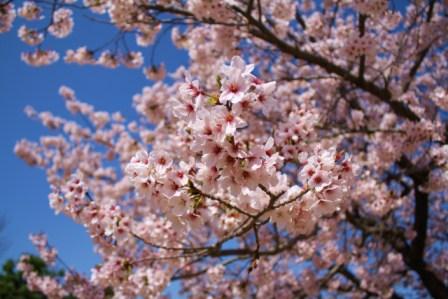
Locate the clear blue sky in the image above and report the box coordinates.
[0,3,187,275]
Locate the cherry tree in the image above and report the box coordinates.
[2,0,448,298]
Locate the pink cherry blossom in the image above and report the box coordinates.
[5,1,448,298]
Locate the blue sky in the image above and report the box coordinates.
[0,4,187,275]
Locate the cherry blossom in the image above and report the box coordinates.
[17,1,41,21]
[48,8,74,38]
[144,63,166,81]
[4,0,448,298]
[21,49,59,66]
[0,2,15,33]
[18,25,43,46]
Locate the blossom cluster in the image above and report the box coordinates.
[5,0,448,298]
[271,147,353,234]
[126,57,352,236]
[188,0,234,23]
[342,34,377,62]
[18,1,41,21]
[29,233,58,265]
[17,255,67,299]
[18,25,43,45]
[64,47,144,69]
[0,3,15,33]
[48,8,74,38]
[351,0,389,17]
[21,49,60,67]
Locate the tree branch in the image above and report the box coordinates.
[402,0,436,93]
[347,199,448,299]
[231,5,420,121]
[358,14,367,82]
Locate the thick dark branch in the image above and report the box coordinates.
[403,162,448,298]
[246,0,254,15]
[256,0,262,22]
[358,14,367,82]
[415,267,448,299]
[410,183,429,263]
[347,202,448,299]
[397,156,431,263]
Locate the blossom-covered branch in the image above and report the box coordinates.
[3,0,448,298]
